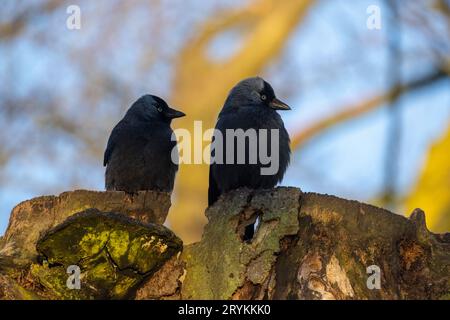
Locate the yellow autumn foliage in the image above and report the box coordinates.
[406,124,450,233]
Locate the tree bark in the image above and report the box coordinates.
[0,188,449,300]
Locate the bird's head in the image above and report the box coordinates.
[224,77,291,111]
[127,94,185,123]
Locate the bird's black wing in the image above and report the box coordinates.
[103,120,126,166]
[208,129,220,206]
[207,111,238,206]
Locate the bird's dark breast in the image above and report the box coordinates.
[105,125,177,193]
[211,108,290,194]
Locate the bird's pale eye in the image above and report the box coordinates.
[261,94,267,101]
[157,107,163,112]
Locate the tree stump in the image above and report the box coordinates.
[0,188,449,300]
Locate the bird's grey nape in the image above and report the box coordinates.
[225,76,266,107]
[125,95,159,119]
[139,94,158,108]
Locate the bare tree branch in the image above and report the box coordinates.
[290,70,448,149]
[0,0,61,40]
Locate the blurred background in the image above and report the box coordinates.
[0,0,449,243]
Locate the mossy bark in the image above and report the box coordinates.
[3,190,171,261]
[32,209,182,299]
[0,188,449,300]
[144,188,449,300]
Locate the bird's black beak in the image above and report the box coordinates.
[269,98,291,110]
[164,107,186,119]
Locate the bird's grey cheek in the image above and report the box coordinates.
[250,90,261,102]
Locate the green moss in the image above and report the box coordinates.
[79,230,109,256]
[112,276,140,299]
[440,292,450,300]
[107,230,130,267]
[181,188,301,299]
[15,284,42,300]
[85,253,116,284]
[127,236,143,263]
[32,209,182,299]
[30,264,84,300]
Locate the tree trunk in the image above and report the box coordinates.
[0,188,449,300]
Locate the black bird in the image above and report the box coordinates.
[104,95,185,193]
[208,77,291,206]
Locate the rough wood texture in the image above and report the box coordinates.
[0,188,449,300]
[2,189,171,260]
[156,188,449,300]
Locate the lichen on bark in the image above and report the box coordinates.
[179,188,449,300]
[31,209,182,299]
[0,188,449,300]
[181,187,301,299]
[2,190,171,261]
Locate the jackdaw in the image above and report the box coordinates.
[208,77,291,206]
[104,94,185,193]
